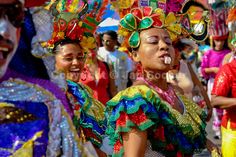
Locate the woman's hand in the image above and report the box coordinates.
[206,138,221,157]
[204,67,219,74]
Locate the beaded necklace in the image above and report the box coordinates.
[137,77,178,106]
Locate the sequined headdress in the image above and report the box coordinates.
[116,0,209,49]
[208,0,229,40]
[42,0,108,53]
[119,7,182,48]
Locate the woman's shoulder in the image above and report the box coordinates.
[108,85,153,102]
[67,80,93,95]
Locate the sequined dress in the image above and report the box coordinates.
[0,70,82,157]
[106,85,207,157]
[66,80,107,149]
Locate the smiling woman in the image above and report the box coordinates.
[54,39,85,82]
[53,38,108,157]
[41,0,110,156]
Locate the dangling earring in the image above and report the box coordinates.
[136,61,143,78]
[80,69,88,81]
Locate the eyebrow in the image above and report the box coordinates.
[145,35,171,40]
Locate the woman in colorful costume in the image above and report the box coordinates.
[105,4,218,157]
[211,4,236,157]
[0,0,87,156]
[42,0,109,156]
[211,36,236,157]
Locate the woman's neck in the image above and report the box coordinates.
[143,70,168,91]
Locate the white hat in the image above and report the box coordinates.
[180,38,198,49]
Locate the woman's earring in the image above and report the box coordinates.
[80,69,88,81]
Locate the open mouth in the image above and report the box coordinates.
[0,41,14,61]
[69,69,80,73]
[159,54,172,65]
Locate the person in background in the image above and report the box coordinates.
[0,0,86,156]
[200,37,230,139]
[97,30,133,91]
[211,36,236,157]
[210,6,236,156]
[80,37,117,105]
[202,2,231,139]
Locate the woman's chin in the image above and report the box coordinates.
[67,73,80,82]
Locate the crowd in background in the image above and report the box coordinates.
[1,0,236,157]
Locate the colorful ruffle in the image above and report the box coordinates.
[67,80,107,148]
[106,85,207,157]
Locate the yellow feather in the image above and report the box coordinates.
[69,0,80,13]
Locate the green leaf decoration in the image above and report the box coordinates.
[129,31,140,48]
[120,18,135,31]
[139,17,153,30]
[124,13,137,29]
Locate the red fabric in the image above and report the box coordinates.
[80,60,110,105]
[116,109,149,128]
[25,0,47,7]
[114,140,122,154]
[83,128,101,143]
[154,125,165,142]
[212,34,228,40]
[212,59,236,129]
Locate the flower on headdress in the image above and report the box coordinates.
[80,36,97,50]
[231,34,236,49]
[119,6,181,48]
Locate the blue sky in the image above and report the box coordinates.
[102,4,120,20]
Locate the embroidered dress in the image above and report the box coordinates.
[211,59,236,156]
[66,80,107,148]
[106,85,207,157]
[0,70,82,157]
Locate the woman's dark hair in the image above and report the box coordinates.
[212,38,230,50]
[102,31,118,41]
[52,38,81,53]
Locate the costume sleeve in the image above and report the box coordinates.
[212,65,232,96]
[67,80,107,148]
[200,50,210,79]
[106,85,163,157]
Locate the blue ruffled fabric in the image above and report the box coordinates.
[67,80,107,147]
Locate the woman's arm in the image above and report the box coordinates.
[211,95,236,109]
[204,67,219,74]
[187,62,212,121]
[122,128,147,157]
[206,138,221,156]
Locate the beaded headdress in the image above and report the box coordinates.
[42,0,108,53]
[208,0,229,40]
[117,0,209,49]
